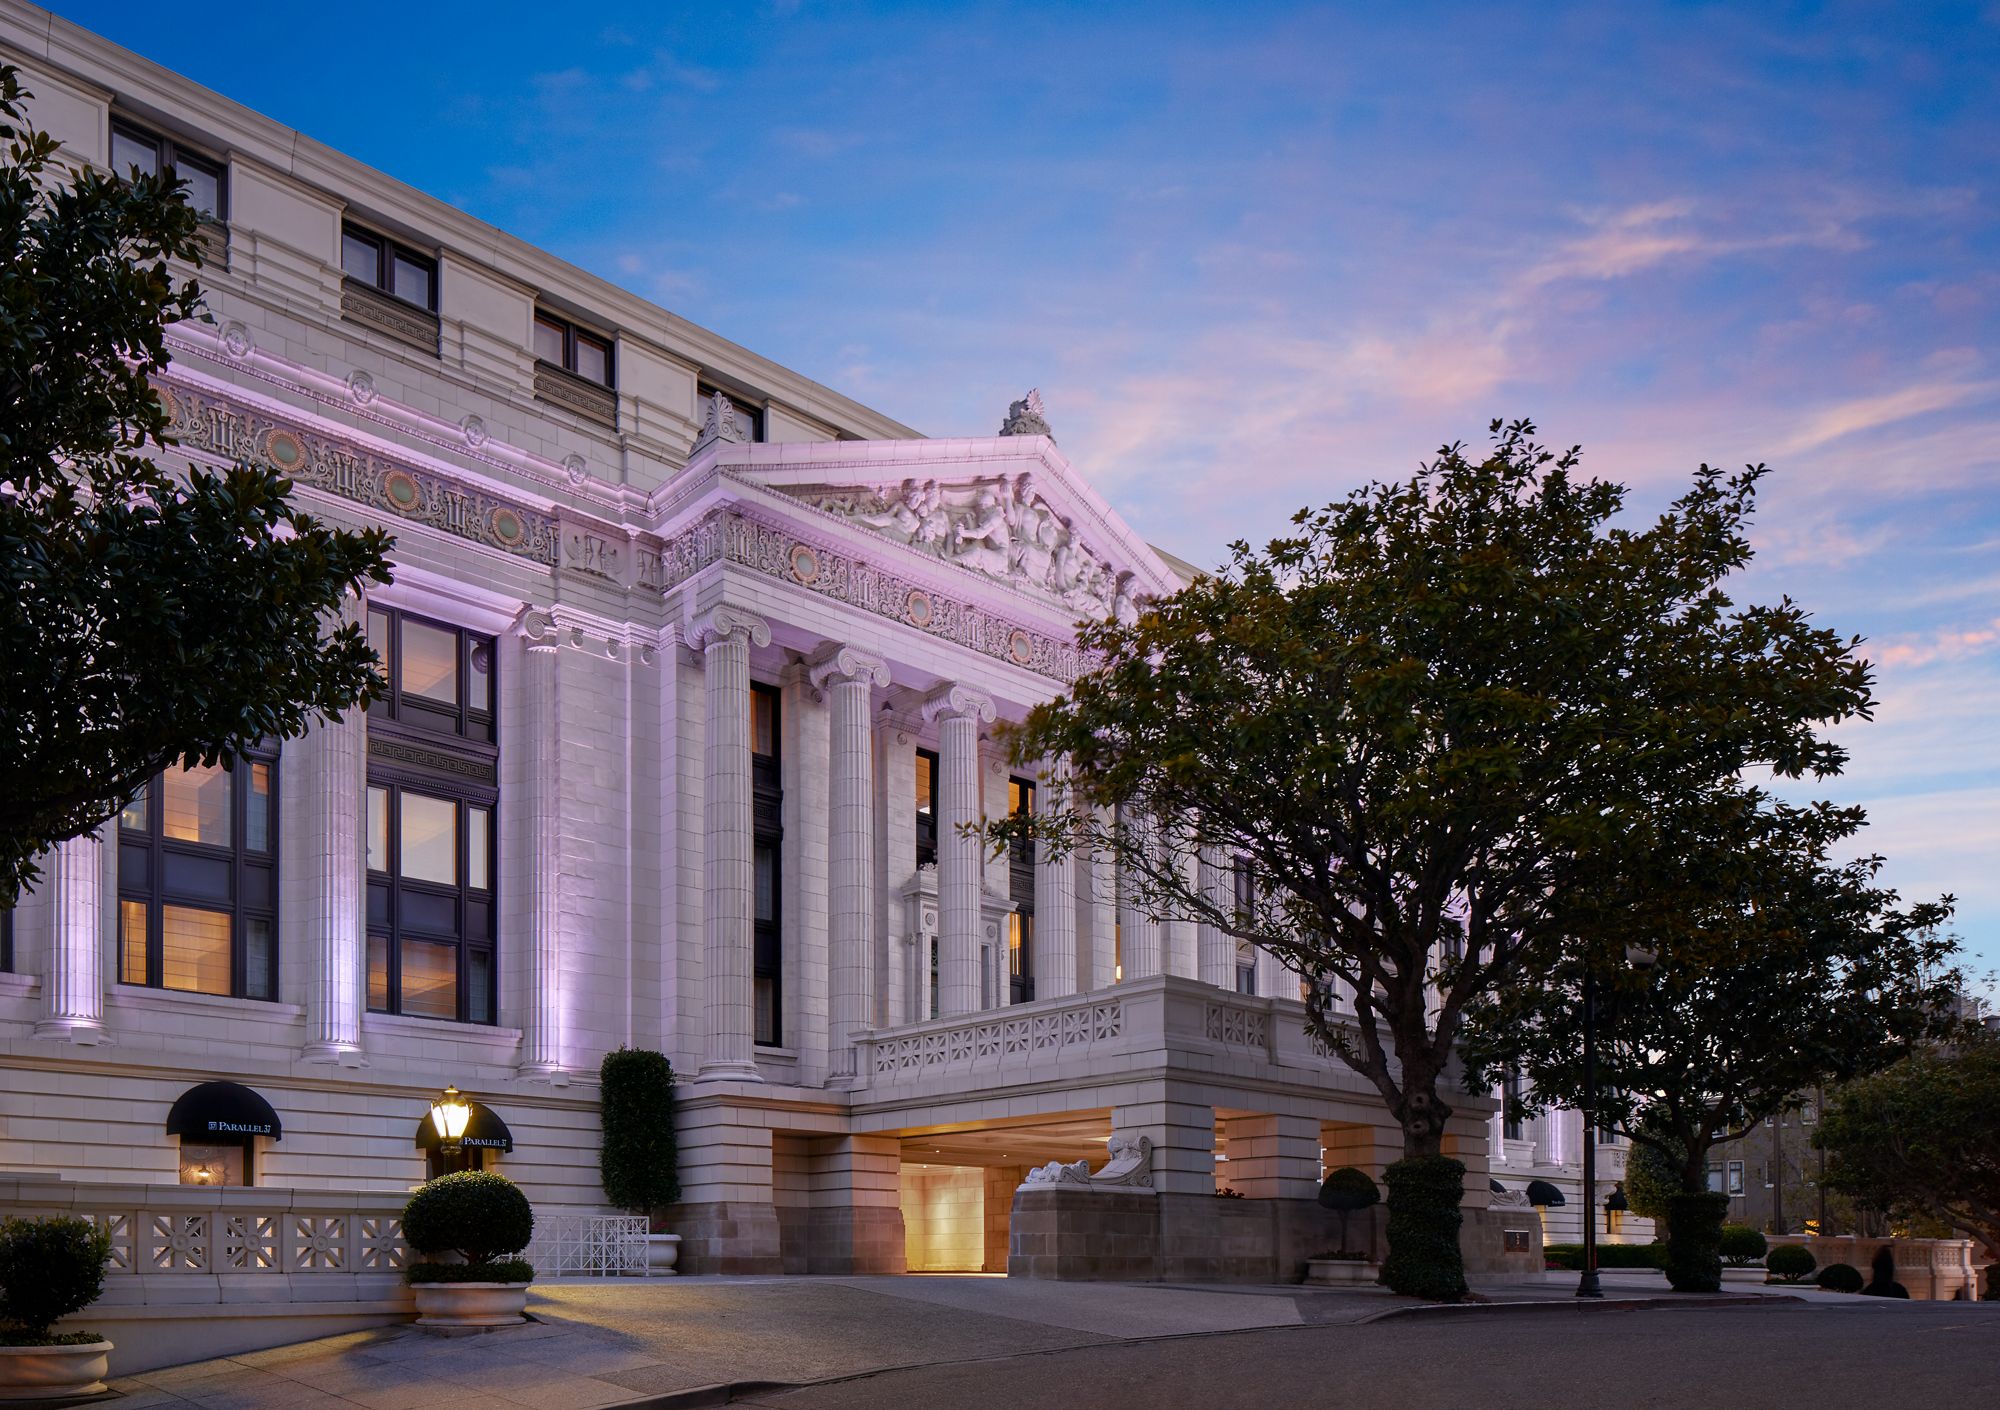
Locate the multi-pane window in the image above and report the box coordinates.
[341,223,438,311]
[533,312,614,387]
[110,121,225,220]
[1726,1160,1745,1197]
[364,606,498,1024]
[752,684,783,1046]
[915,749,939,868]
[117,755,278,1001]
[1502,1067,1526,1142]
[699,383,764,442]
[1234,939,1256,995]
[1006,778,1035,1004]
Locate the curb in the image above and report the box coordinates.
[623,1381,803,1408]
[1361,1292,1803,1323]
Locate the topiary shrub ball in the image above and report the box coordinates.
[0,1216,112,1341]
[1765,1243,1816,1282]
[1718,1224,1768,1266]
[1317,1166,1382,1212]
[403,1170,534,1265]
[1816,1262,1864,1294]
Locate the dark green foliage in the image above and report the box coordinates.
[1542,1242,1662,1271]
[1661,1192,1729,1292]
[1317,1165,1382,1257]
[0,1216,110,1341]
[1623,1136,1683,1231]
[1380,1156,1466,1300]
[1765,1243,1817,1282]
[1860,1245,1909,1298]
[406,1258,534,1285]
[402,1171,534,1266]
[0,64,392,904]
[1818,1039,2000,1257]
[1817,1262,1863,1293]
[1719,1224,1768,1266]
[598,1047,680,1215]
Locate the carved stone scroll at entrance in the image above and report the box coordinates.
[1016,1134,1156,1193]
[1020,1159,1092,1190]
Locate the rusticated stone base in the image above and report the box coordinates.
[666,1201,784,1275]
[1008,1190,1542,1283]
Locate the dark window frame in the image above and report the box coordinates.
[1,907,12,973]
[341,221,438,312]
[915,748,940,869]
[110,118,227,222]
[533,310,615,388]
[116,749,279,1002]
[1007,777,1035,1003]
[366,606,497,745]
[698,383,765,443]
[752,683,783,1046]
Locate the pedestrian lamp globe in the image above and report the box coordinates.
[430,1085,471,1148]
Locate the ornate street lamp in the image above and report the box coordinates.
[1577,944,1658,1299]
[430,1085,472,1152]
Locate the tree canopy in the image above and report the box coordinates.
[991,419,1875,1296]
[0,65,390,902]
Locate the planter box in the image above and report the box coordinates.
[412,1283,530,1329]
[0,1340,113,1401]
[1305,1258,1381,1287]
[646,1233,681,1276]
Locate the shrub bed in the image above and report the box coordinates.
[402,1170,534,1272]
[1817,1262,1864,1293]
[1380,1155,1466,1301]
[1765,1243,1816,1282]
[0,1216,111,1345]
[1719,1224,1768,1266]
[1542,1242,1663,1271]
[406,1258,535,1285]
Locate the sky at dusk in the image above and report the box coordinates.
[48,1,2000,972]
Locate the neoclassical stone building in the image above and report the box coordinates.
[0,1,1517,1280]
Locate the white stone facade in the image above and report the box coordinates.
[0,2,1490,1276]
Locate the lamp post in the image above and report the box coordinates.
[430,1084,472,1154]
[1577,966,1603,1298]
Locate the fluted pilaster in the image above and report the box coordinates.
[1196,846,1235,989]
[302,695,366,1064]
[517,609,566,1082]
[1033,757,1078,1000]
[1117,810,1161,981]
[37,830,106,1043]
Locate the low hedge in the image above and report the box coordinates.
[1543,1242,1662,1271]
[1380,1155,1467,1300]
[406,1258,535,1285]
[1765,1243,1816,1282]
[1817,1262,1864,1294]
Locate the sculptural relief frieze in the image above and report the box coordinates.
[154,377,559,568]
[788,473,1144,626]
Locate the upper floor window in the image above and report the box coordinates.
[699,384,764,443]
[1006,778,1035,1004]
[1502,1067,1526,1142]
[534,312,614,388]
[367,607,496,743]
[366,780,496,1023]
[342,223,437,311]
[915,749,939,868]
[110,120,225,221]
[1234,940,1256,995]
[117,754,278,1001]
[752,684,783,1046]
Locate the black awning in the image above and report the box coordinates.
[1489,1178,1507,1195]
[167,1081,282,1141]
[1604,1186,1630,1212]
[1525,1179,1567,1207]
[414,1101,514,1153]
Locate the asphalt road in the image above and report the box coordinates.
[735,1301,2000,1410]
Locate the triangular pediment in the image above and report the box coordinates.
[718,434,1184,621]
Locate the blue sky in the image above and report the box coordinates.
[54,1,2000,973]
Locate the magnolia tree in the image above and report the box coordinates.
[0,66,390,902]
[1467,792,1959,1291]
[989,421,1870,1299]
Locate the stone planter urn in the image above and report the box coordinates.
[1305,1257,1382,1287]
[412,1282,531,1328]
[646,1232,681,1275]
[0,1340,114,1400]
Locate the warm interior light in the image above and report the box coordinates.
[191,1163,214,1184]
[430,1084,472,1142]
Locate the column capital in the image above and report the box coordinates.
[689,603,772,654]
[807,642,891,696]
[921,681,995,726]
[515,605,560,651]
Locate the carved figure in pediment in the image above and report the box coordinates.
[858,478,927,540]
[951,487,1013,575]
[1112,571,1144,627]
[1015,501,1060,589]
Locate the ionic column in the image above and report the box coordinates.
[1196,846,1234,989]
[1079,803,1118,992]
[517,609,566,1082]
[694,605,772,1079]
[1163,843,1199,980]
[37,830,106,1043]
[923,683,994,1015]
[302,693,367,1064]
[1117,810,1161,981]
[1033,757,1078,1001]
[810,643,890,1082]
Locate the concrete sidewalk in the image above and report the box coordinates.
[101,1272,1821,1409]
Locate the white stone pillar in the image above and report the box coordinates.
[1256,945,1291,1004]
[1117,811,1161,981]
[1079,803,1118,992]
[923,683,994,1016]
[302,699,366,1064]
[1196,847,1234,990]
[1033,757,1078,1001]
[37,830,106,1043]
[1114,1096,1215,1195]
[694,605,771,1079]
[1227,1113,1323,1199]
[873,713,918,1027]
[1163,843,1199,980]
[811,644,890,1082]
[517,610,566,1082]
